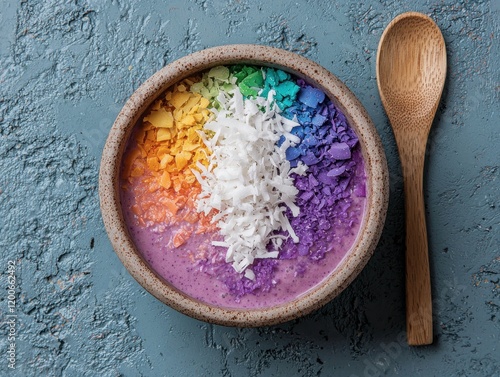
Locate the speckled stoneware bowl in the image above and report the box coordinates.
[99,44,389,327]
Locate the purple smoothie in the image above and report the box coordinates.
[120,66,367,309]
[121,177,365,309]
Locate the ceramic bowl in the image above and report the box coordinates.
[99,44,389,326]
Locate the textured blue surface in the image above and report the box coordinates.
[0,1,499,376]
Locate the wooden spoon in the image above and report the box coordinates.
[376,12,446,345]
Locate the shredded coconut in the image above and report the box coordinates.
[193,86,305,276]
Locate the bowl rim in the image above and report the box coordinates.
[99,44,389,327]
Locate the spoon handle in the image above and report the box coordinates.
[398,140,433,345]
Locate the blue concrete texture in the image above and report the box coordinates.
[0,0,498,376]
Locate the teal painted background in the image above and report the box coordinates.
[0,0,498,376]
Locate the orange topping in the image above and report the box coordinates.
[122,76,217,245]
[147,156,160,172]
[159,171,172,189]
[173,228,192,248]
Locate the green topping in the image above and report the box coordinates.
[208,66,230,80]
[192,65,300,110]
[231,65,259,83]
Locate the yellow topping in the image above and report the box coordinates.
[144,108,174,129]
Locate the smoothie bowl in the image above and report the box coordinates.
[99,45,388,326]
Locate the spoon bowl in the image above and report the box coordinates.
[377,13,447,123]
[376,12,446,346]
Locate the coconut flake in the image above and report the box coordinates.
[194,86,304,276]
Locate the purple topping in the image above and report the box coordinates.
[300,191,314,201]
[302,151,319,165]
[327,142,351,160]
[298,244,310,256]
[317,171,338,185]
[327,165,346,177]
[276,80,365,273]
[298,86,326,108]
[308,174,319,187]
[199,253,279,302]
